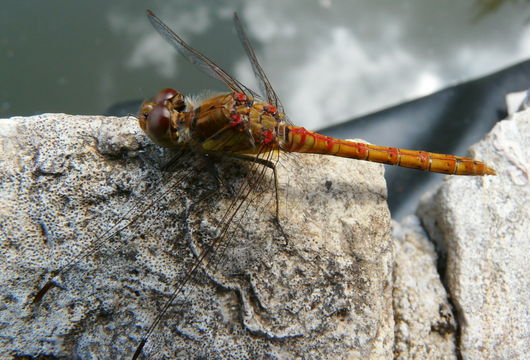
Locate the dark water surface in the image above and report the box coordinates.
[2,0,529,217]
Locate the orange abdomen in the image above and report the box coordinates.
[283,126,495,176]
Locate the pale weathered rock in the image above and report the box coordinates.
[0,114,393,359]
[418,109,530,360]
[392,216,457,360]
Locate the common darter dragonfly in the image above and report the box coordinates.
[13,9,494,359]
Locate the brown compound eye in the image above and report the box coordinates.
[153,88,178,105]
[146,104,171,139]
[138,102,154,131]
[140,103,154,117]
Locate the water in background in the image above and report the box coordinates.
[2,0,529,126]
[2,0,529,218]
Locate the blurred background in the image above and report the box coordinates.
[2,0,529,218]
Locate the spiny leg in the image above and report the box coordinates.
[202,153,225,189]
[223,153,289,244]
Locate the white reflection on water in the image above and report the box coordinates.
[107,0,530,129]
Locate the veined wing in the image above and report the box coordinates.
[31,148,200,303]
[146,10,259,99]
[131,12,285,358]
[132,148,280,359]
[232,13,285,115]
[27,113,280,359]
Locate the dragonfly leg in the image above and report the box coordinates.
[221,153,279,216]
[203,154,225,189]
[222,153,289,245]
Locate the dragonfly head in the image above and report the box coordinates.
[138,88,188,147]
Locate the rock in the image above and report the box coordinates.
[0,114,393,359]
[417,109,529,359]
[392,216,457,360]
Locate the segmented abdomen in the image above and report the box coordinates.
[282,126,495,175]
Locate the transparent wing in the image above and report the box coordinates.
[146,10,259,98]
[132,148,280,359]
[233,13,285,114]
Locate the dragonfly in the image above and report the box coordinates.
[31,9,495,359]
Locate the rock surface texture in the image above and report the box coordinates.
[392,216,457,360]
[0,114,392,359]
[1,108,527,360]
[417,108,529,359]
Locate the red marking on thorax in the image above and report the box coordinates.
[261,129,274,145]
[230,113,243,125]
[229,113,246,132]
[233,92,247,102]
[263,104,277,114]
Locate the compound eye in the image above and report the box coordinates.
[140,103,154,118]
[147,104,171,139]
[138,102,154,132]
[153,88,178,105]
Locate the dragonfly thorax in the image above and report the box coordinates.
[140,88,286,156]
